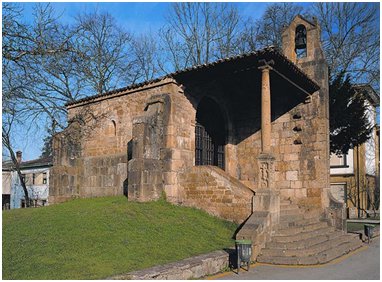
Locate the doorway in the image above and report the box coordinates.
[195,97,226,170]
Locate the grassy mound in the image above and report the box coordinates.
[2,196,237,279]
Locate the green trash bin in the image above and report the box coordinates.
[235,239,252,273]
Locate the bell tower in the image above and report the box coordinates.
[282,15,325,65]
[282,15,331,210]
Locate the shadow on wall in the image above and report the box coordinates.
[123,178,128,198]
[124,139,134,198]
[178,69,307,146]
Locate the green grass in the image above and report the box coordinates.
[3,196,237,280]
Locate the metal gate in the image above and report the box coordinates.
[195,122,225,169]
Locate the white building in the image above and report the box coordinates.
[2,152,52,209]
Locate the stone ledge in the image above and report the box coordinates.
[107,250,230,280]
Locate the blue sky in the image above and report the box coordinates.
[20,2,271,34]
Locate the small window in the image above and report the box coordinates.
[42,172,47,184]
[330,153,348,168]
[112,120,117,136]
[32,173,36,185]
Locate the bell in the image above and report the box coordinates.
[295,35,306,50]
[295,25,307,50]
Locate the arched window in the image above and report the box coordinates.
[106,120,117,136]
[111,120,117,136]
[295,24,307,58]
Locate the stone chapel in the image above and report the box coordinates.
[50,16,363,264]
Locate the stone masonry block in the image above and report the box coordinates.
[284,154,299,161]
[307,188,321,197]
[286,171,298,181]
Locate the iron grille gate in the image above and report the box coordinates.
[195,122,225,169]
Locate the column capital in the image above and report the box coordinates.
[258,59,274,71]
[258,64,273,71]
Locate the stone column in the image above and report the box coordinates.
[257,63,275,190]
[255,62,279,233]
[259,65,272,154]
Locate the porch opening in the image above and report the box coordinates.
[195,97,226,170]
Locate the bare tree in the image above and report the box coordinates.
[2,3,71,62]
[160,2,241,71]
[347,174,379,218]
[2,4,78,128]
[130,32,162,82]
[236,18,262,53]
[312,3,380,89]
[2,107,31,207]
[2,4,141,157]
[254,3,304,49]
[74,11,135,94]
[2,3,76,204]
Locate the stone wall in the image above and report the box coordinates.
[281,15,330,209]
[159,85,196,203]
[50,79,184,204]
[178,165,254,223]
[108,250,230,280]
[126,80,197,203]
[233,91,327,209]
[127,94,171,201]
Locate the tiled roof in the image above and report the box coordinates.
[66,46,320,107]
[353,84,380,107]
[2,156,53,171]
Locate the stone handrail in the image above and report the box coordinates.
[325,190,346,231]
[235,210,272,261]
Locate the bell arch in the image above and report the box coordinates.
[195,97,227,170]
[295,24,307,58]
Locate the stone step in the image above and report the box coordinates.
[278,217,318,229]
[257,253,318,265]
[260,234,358,257]
[280,214,304,222]
[302,209,322,219]
[266,230,342,250]
[272,226,335,243]
[280,203,300,211]
[317,239,364,264]
[257,239,363,265]
[279,208,302,216]
[280,209,321,222]
[274,221,329,236]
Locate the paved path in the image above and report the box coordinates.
[212,239,380,280]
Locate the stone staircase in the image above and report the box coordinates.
[256,200,364,265]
